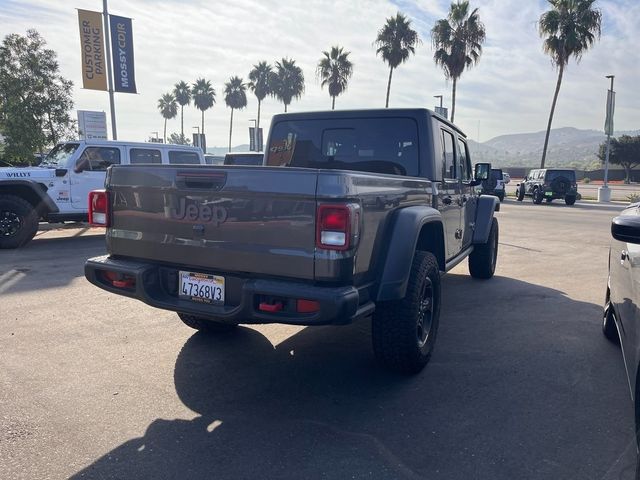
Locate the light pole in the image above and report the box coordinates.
[599,75,615,203]
[434,95,443,108]
[249,119,257,151]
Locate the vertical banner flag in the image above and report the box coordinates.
[78,10,107,91]
[605,90,615,136]
[109,15,137,93]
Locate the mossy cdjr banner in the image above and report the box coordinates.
[109,14,137,94]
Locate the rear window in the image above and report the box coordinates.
[168,150,200,164]
[130,148,161,164]
[491,169,503,181]
[545,170,575,181]
[266,118,420,176]
[224,154,263,166]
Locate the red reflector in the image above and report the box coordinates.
[102,270,135,289]
[259,302,283,312]
[296,299,320,313]
[320,207,348,231]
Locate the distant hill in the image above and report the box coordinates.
[468,127,640,170]
[206,144,251,156]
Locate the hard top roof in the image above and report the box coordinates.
[270,108,466,137]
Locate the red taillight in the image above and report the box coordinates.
[317,204,356,251]
[89,190,110,227]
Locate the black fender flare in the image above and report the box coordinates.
[0,180,59,215]
[472,195,498,244]
[376,206,444,302]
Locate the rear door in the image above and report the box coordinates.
[457,137,475,249]
[439,128,462,259]
[107,166,318,280]
[70,145,122,210]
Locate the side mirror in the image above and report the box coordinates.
[612,216,640,244]
[474,163,491,181]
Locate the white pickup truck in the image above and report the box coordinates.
[0,140,205,248]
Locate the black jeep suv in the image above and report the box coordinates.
[516,168,578,205]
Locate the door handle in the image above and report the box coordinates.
[443,196,452,205]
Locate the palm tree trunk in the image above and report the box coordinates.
[385,67,394,108]
[257,100,261,133]
[201,110,205,136]
[180,105,184,138]
[228,108,234,152]
[332,96,335,110]
[284,103,288,113]
[163,118,167,143]
[541,64,564,169]
[451,77,457,123]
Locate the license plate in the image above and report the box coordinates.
[545,191,553,196]
[179,271,225,304]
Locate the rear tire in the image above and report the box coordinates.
[469,217,499,279]
[372,251,441,374]
[533,189,543,204]
[516,186,524,202]
[0,195,38,249]
[178,313,237,333]
[565,195,576,206]
[497,192,505,202]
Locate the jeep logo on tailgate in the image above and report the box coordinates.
[169,198,228,226]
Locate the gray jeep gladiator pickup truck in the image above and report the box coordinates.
[85,108,499,373]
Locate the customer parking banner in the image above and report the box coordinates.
[109,15,137,93]
[77,9,107,91]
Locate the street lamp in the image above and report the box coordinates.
[433,95,443,108]
[599,75,615,203]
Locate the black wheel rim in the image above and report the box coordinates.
[0,210,22,237]
[417,277,434,348]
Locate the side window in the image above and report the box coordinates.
[457,138,471,181]
[76,147,120,171]
[168,151,200,164]
[441,130,456,180]
[130,148,161,164]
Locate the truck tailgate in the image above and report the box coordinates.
[106,166,317,280]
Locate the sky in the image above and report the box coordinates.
[0,0,638,148]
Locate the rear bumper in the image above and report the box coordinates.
[84,255,373,326]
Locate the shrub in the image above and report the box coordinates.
[627,193,640,204]
[583,177,591,184]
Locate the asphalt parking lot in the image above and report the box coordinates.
[0,200,637,480]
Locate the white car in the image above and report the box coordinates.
[502,172,511,184]
[0,140,205,248]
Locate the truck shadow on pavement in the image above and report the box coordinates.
[71,275,637,480]
[0,233,104,295]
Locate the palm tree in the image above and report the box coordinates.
[431,1,485,123]
[248,61,272,140]
[173,80,191,141]
[317,46,353,110]
[157,93,178,143]
[223,76,248,152]
[271,58,305,113]
[538,0,601,168]
[374,13,419,108]
[192,78,216,136]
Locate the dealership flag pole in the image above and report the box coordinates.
[102,0,117,140]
